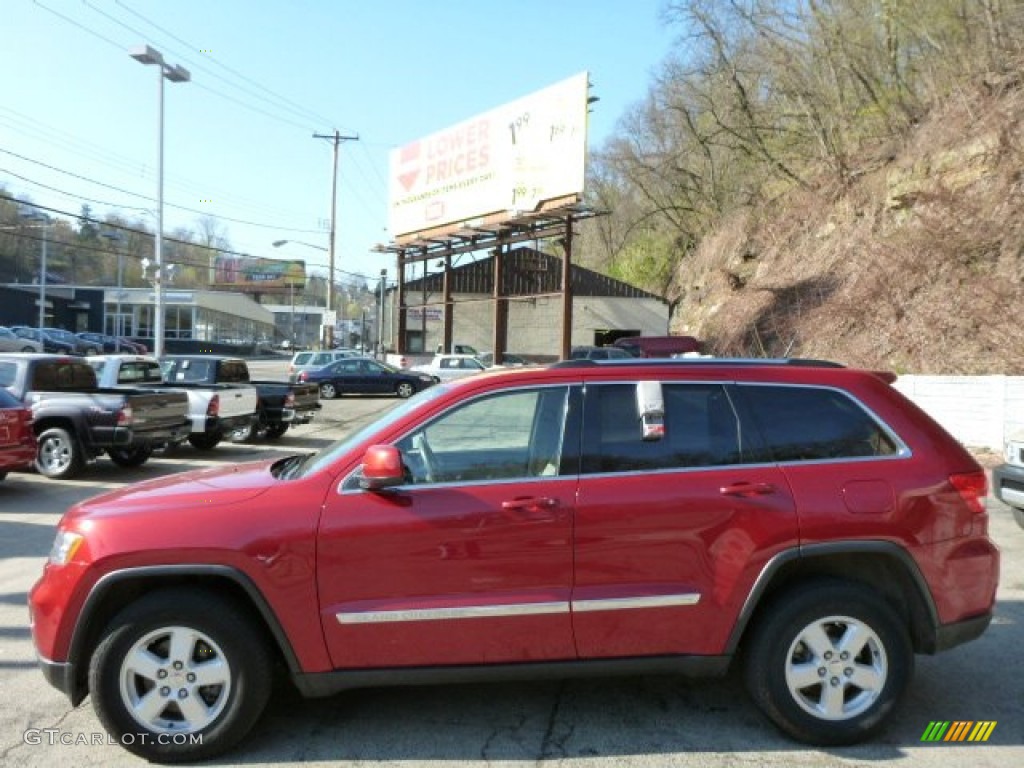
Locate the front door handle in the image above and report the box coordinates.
[720,482,776,497]
[501,497,559,515]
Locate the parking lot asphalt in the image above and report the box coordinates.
[0,359,1021,766]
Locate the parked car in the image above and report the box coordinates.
[570,345,633,360]
[435,343,479,355]
[76,332,145,354]
[10,327,75,355]
[0,353,189,479]
[0,386,36,481]
[477,351,529,367]
[613,335,703,358]
[992,427,1024,530]
[0,326,42,353]
[300,357,437,399]
[28,357,998,760]
[43,328,99,356]
[157,356,259,450]
[287,349,360,382]
[411,353,488,382]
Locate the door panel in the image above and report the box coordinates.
[572,382,798,658]
[317,385,578,668]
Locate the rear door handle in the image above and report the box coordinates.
[720,482,775,497]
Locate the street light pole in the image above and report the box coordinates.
[130,44,190,358]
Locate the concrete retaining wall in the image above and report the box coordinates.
[894,375,1024,451]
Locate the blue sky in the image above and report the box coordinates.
[1,0,675,284]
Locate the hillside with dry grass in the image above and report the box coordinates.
[667,77,1024,374]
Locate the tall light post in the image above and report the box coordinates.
[130,44,190,358]
[19,209,51,334]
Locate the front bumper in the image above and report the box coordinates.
[992,463,1024,511]
[37,655,85,706]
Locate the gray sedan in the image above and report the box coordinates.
[0,326,42,353]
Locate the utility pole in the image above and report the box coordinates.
[313,129,358,348]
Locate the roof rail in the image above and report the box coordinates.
[548,357,845,369]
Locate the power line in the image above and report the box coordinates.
[2,194,392,284]
[0,149,324,233]
[115,0,341,129]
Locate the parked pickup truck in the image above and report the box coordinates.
[161,355,320,444]
[91,355,258,451]
[0,353,189,479]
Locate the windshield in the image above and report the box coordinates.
[295,383,450,477]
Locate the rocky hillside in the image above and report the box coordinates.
[668,76,1024,375]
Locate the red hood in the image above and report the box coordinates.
[66,459,277,521]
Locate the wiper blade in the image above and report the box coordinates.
[273,453,308,479]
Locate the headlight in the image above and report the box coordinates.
[48,531,84,565]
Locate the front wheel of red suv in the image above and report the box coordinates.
[88,590,273,762]
[743,580,912,746]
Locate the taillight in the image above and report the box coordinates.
[950,471,987,515]
[117,405,133,425]
[298,371,308,382]
[284,392,295,408]
[206,394,220,418]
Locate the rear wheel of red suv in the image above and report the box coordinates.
[744,579,912,745]
[88,589,273,762]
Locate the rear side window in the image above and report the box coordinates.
[739,385,898,462]
[582,383,742,473]
[293,352,313,366]
[219,361,249,383]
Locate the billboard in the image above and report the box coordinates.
[212,256,306,293]
[389,71,589,239]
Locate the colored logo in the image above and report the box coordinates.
[921,721,996,742]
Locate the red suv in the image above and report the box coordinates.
[29,359,999,761]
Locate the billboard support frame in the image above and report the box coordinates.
[373,199,605,362]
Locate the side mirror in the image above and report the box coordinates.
[359,444,405,490]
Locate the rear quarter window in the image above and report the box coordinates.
[739,384,898,462]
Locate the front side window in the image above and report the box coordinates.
[582,383,742,474]
[739,385,899,462]
[395,387,571,485]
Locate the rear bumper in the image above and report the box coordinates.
[933,610,993,653]
[284,404,321,425]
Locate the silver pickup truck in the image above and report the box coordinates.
[89,355,258,451]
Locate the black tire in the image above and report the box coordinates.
[20,345,36,352]
[188,433,222,451]
[88,589,273,762]
[743,579,912,746]
[319,383,338,399]
[395,382,415,399]
[107,445,153,468]
[264,423,288,440]
[0,471,7,482]
[85,346,100,356]
[35,426,84,480]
